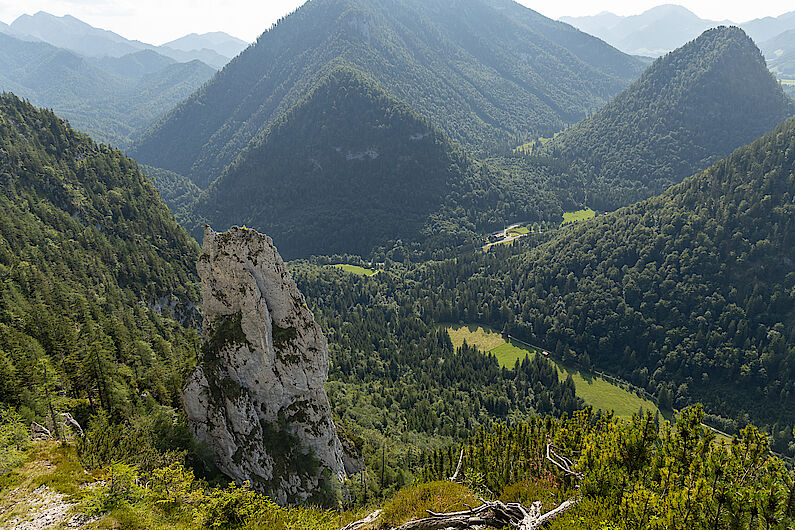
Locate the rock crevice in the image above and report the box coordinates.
[184,226,344,505]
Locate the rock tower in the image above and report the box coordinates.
[184,226,345,505]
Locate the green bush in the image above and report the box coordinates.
[0,406,30,475]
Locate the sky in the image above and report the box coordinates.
[0,0,793,45]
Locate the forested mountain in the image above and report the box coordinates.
[187,68,562,258]
[532,26,795,211]
[132,0,644,187]
[561,4,728,56]
[388,115,795,454]
[141,164,202,213]
[0,93,201,424]
[0,32,215,146]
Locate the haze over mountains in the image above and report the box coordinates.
[5,11,248,68]
[562,4,795,70]
[0,32,215,147]
[132,0,645,187]
[0,12,252,147]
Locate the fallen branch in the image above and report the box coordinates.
[546,443,583,480]
[339,443,582,530]
[341,509,382,530]
[392,497,579,530]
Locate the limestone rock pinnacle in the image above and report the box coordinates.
[184,226,345,505]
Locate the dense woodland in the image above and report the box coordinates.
[132,0,643,186]
[313,115,794,456]
[187,67,563,259]
[0,94,201,428]
[527,27,795,210]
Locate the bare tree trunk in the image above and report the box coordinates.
[391,498,580,530]
[340,443,581,530]
[43,363,62,441]
[449,448,464,482]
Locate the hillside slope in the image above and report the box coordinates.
[187,68,562,258]
[761,29,795,78]
[132,0,644,187]
[0,94,200,421]
[433,116,795,451]
[8,11,235,68]
[536,26,795,210]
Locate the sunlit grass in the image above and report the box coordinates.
[446,324,506,352]
[447,325,659,420]
[561,208,595,226]
[331,264,377,276]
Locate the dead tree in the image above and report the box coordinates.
[340,443,581,530]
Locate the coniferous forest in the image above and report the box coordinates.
[0,0,795,528]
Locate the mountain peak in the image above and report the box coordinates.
[132,0,643,183]
[539,25,794,210]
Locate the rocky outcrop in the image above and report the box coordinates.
[184,226,345,505]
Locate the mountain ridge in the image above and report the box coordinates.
[0,31,216,147]
[533,26,795,210]
[185,66,563,258]
[6,11,246,68]
[131,0,644,187]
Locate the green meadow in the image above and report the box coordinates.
[446,326,659,419]
[331,264,377,276]
[561,208,596,226]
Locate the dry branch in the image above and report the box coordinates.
[391,498,579,530]
[339,443,582,530]
[341,509,382,530]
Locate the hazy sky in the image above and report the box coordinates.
[0,0,792,45]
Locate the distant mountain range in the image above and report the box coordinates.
[562,5,731,57]
[761,30,795,79]
[3,11,248,69]
[0,12,251,146]
[163,32,250,61]
[562,4,795,74]
[0,32,215,147]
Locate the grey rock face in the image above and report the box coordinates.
[184,226,345,505]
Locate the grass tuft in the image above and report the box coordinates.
[378,481,479,528]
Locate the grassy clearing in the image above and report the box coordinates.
[446,324,506,352]
[446,327,659,420]
[507,225,530,236]
[492,340,658,419]
[378,481,479,528]
[561,208,595,226]
[514,133,559,155]
[490,340,536,368]
[331,264,377,276]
